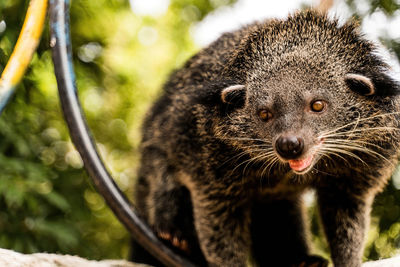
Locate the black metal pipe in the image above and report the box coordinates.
[49,1,196,266]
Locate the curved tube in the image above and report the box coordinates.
[49,1,196,266]
[0,0,48,113]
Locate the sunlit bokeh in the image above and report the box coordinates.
[0,20,6,34]
[129,0,170,17]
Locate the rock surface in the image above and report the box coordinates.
[0,247,399,266]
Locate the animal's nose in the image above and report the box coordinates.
[276,135,304,159]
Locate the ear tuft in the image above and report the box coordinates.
[221,85,246,106]
[345,73,375,96]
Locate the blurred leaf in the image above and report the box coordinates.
[42,192,70,212]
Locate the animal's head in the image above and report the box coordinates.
[212,10,400,175]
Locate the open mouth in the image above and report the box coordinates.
[287,139,324,174]
[288,155,315,174]
[274,138,323,175]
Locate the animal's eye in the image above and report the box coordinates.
[310,100,326,112]
[258,109,273,122]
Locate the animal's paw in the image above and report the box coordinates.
[157,230,190,253]
[291,255,329,267]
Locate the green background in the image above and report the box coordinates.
[0,0,399,262]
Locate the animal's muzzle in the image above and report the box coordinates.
[276,135,304,159]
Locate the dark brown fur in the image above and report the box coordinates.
[131,10,400,267]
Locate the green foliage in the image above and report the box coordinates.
[0,0,399,262]
[0,0,235,260]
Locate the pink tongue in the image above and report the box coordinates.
[288,156,313,171]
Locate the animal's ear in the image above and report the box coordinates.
[221,84,246,107]
[345,72,400,96]
[345,73,375,96]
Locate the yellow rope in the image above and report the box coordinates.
[0,0,48,102]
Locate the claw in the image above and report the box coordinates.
[179,239,189,252]
[158,231,171,241]
[157,231,190,253]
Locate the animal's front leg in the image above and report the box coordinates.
[190,186,251,267]
[251,196,328,267]
[317,183,374,267]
